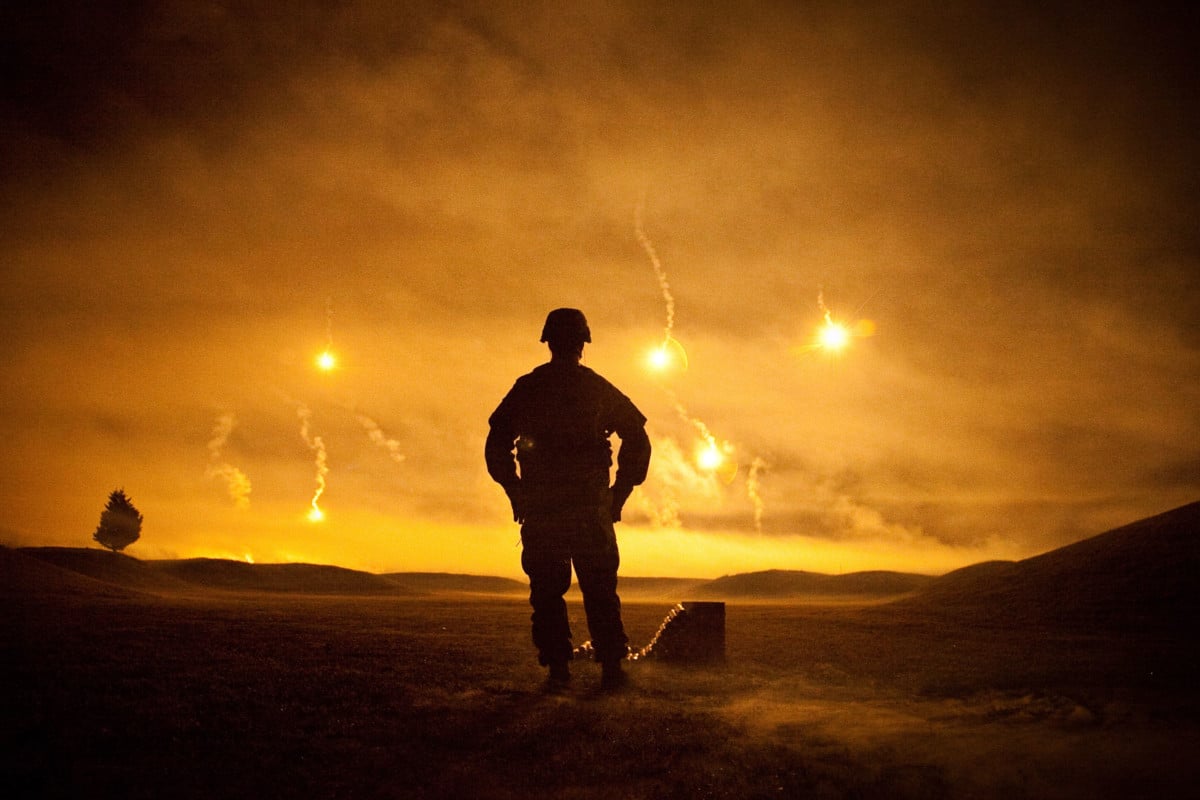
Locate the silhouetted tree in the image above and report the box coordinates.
[93,489,143,553]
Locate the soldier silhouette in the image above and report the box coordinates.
[486,308,651,690]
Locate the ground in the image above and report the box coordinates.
[5,591,1198,799]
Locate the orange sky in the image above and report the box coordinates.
[1,1,1197,578]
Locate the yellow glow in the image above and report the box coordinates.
[316,351,337,371]
[644,336,689,373]
[307,506,325,523]
[696,440,726,472]
[818,321,851,351]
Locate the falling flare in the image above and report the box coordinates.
[315,296,337,372]
[799,288,876,355]
[665,389,737,482]
[297,404,329,523]
[818,320,851,351]
[645,335,689,374]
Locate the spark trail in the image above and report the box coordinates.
[205,412,251,509]
[297,404,329,522]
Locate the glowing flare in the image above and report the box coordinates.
[644,336,689,373]
[316,351,337,371]
[818,320,851,351]
[297,404,329,523]
[696,442,725,471]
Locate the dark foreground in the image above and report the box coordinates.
[5,591,1198,799]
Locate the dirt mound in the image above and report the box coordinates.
[893,501,1200,630]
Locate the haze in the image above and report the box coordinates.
[2,1,1196,578]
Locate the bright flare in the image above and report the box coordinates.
[818,320,851,351]
[316,351,337,371]
[307,506,325,523]
[645,336,689,373]
[647,346,671,371]
[697,442,725,471]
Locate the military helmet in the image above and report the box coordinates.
[540,308,591,344]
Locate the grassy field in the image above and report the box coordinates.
[5,589,1198,799]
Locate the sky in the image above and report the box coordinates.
[2,0,1197,579]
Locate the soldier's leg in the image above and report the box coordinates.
[521,545,574,667]
[572,525,629,667]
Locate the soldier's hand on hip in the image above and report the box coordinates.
[610,483,633,523]
[504,483,526,524]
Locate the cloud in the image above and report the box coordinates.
[0,1,1196,570]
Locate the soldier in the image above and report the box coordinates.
[486,308,651,691]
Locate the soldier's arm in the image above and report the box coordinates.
[484,421,520,488]
[486,388,526,523]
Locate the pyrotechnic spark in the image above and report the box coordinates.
[357,415,406,464]
[205,412,251,509]
[316,351,337,371]
[297,404,328,523]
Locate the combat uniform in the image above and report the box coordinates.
[486,360,651,670]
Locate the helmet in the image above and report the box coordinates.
[540,308,591,344]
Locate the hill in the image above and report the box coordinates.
[156,559,414,595]
[692,569,934,600]
[0,546,144,599]
[14,547,196,594]
[892,500,1200,630]
[14,548,414,596]
[384,572,526,594]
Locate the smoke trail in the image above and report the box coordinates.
[315,296,338,371]
[324,295,334,352]
[635,197,675,347]
[205,413,251,509]
[357,414,406,464]
[296,404,329,521]
[817,287,831,322]
[747,457,766,533]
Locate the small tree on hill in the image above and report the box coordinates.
[93,489,143,553]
